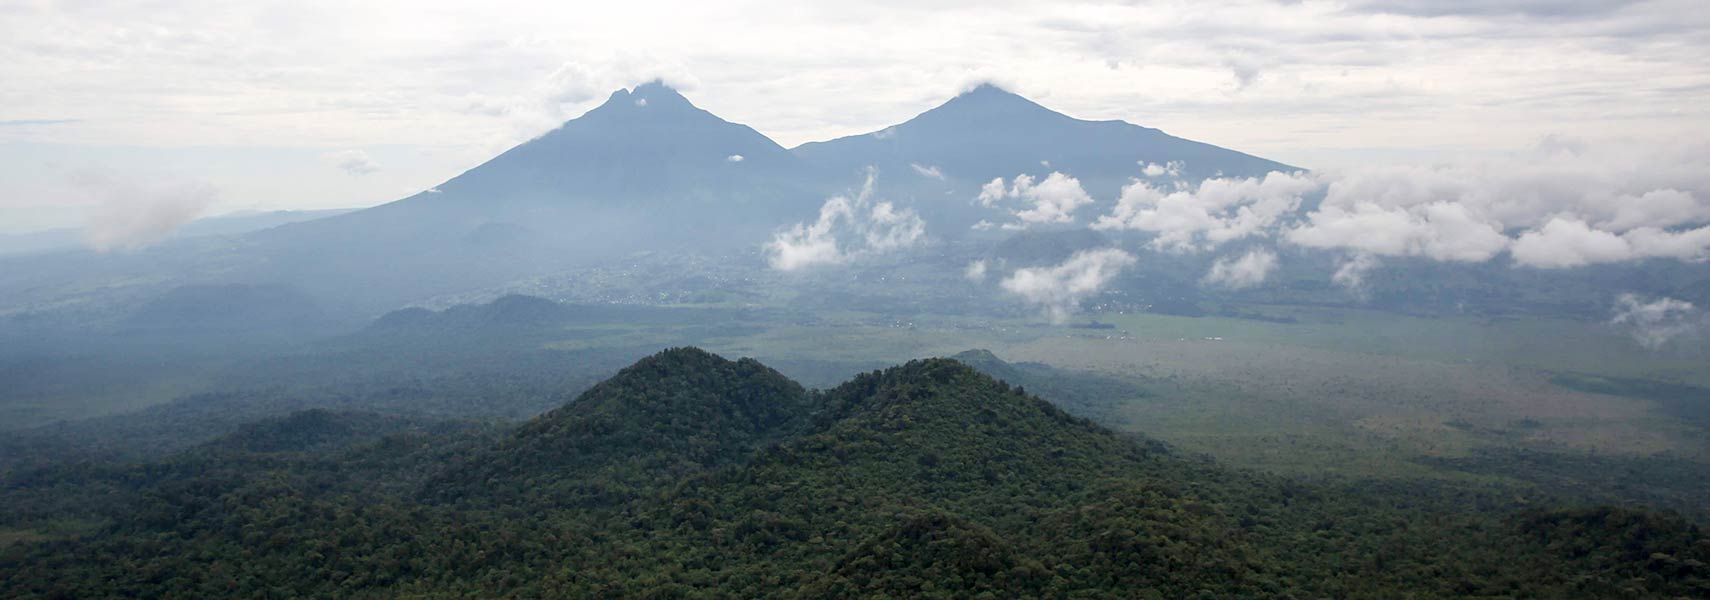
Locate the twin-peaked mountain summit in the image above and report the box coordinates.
[302,80,1290,239]
[2,82,1299,319]
[221,81,1294,311]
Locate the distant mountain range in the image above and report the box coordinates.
[1,81,1298,318]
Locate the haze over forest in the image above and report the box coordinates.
[2,1,1708,598]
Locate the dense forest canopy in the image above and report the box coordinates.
[3,348,1705,598]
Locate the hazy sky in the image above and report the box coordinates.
[2,0,1707,232]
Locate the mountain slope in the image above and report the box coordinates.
[222,82,825,314]
[793,84,1297,199]
[586,357,1273,596]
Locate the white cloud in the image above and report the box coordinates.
[1287,200,1511,262]
[977,172,1094,228]
[1203,248,1278,290]
[1510,218,1633,268]
[726,154,744,162]
[1067,140,1710,278]
[329,150,380,176]
[1141,160,1183,178]
[976,177,1007,208]
[1095,170,1317,252]
[964,259,989,282]
[765,170,925,271]
[1623,226,1710,262]
[1332,253,1380,297]
[910,163,945,180]
[1610,293,1701,350]
[1601,189,1705,232]
[863,200,926,251]
[1000,248,1136,323]
[1508,218,1710,268]
[1286,141,1710,267]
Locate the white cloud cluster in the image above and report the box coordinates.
[1510,217,1710,268]
[1094,170,1317,252]
[1285,141,1710,268]
[1141,161,1183,178]
[1073,140,1710,284]
[1287,197,1510,262]
[765,171,925,271]
[999,248,1137,323]
[1202,248,1278,290]
[1610,293,1701,350]
[976,172,1094,229]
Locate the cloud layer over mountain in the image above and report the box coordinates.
[1071,140,1710,283]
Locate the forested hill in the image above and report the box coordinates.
[427,347,814,506]
[3,349,1707,598]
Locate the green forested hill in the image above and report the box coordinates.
[427,347,813,507]
[2,349,1706,598]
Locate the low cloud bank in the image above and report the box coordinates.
[1288,141,1710,268]
[999,248,1136,323]
[1071,140,1710,290]
[766,170,926,271]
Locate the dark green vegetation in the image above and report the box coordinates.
[1551,373,1710,429]
[4,349,1706,598]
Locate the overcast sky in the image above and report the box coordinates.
[2,0,1707,232]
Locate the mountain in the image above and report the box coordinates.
[0,82,1309,320]
[370,294,574,331]
[3,349,1707,598]
[259,80,818,249]
[417,81,807,212]
[214,82,828,314]
[427,347,814,506]
[793,84,1298,200]
[173,208,357,238]
[985,227,1117,267]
